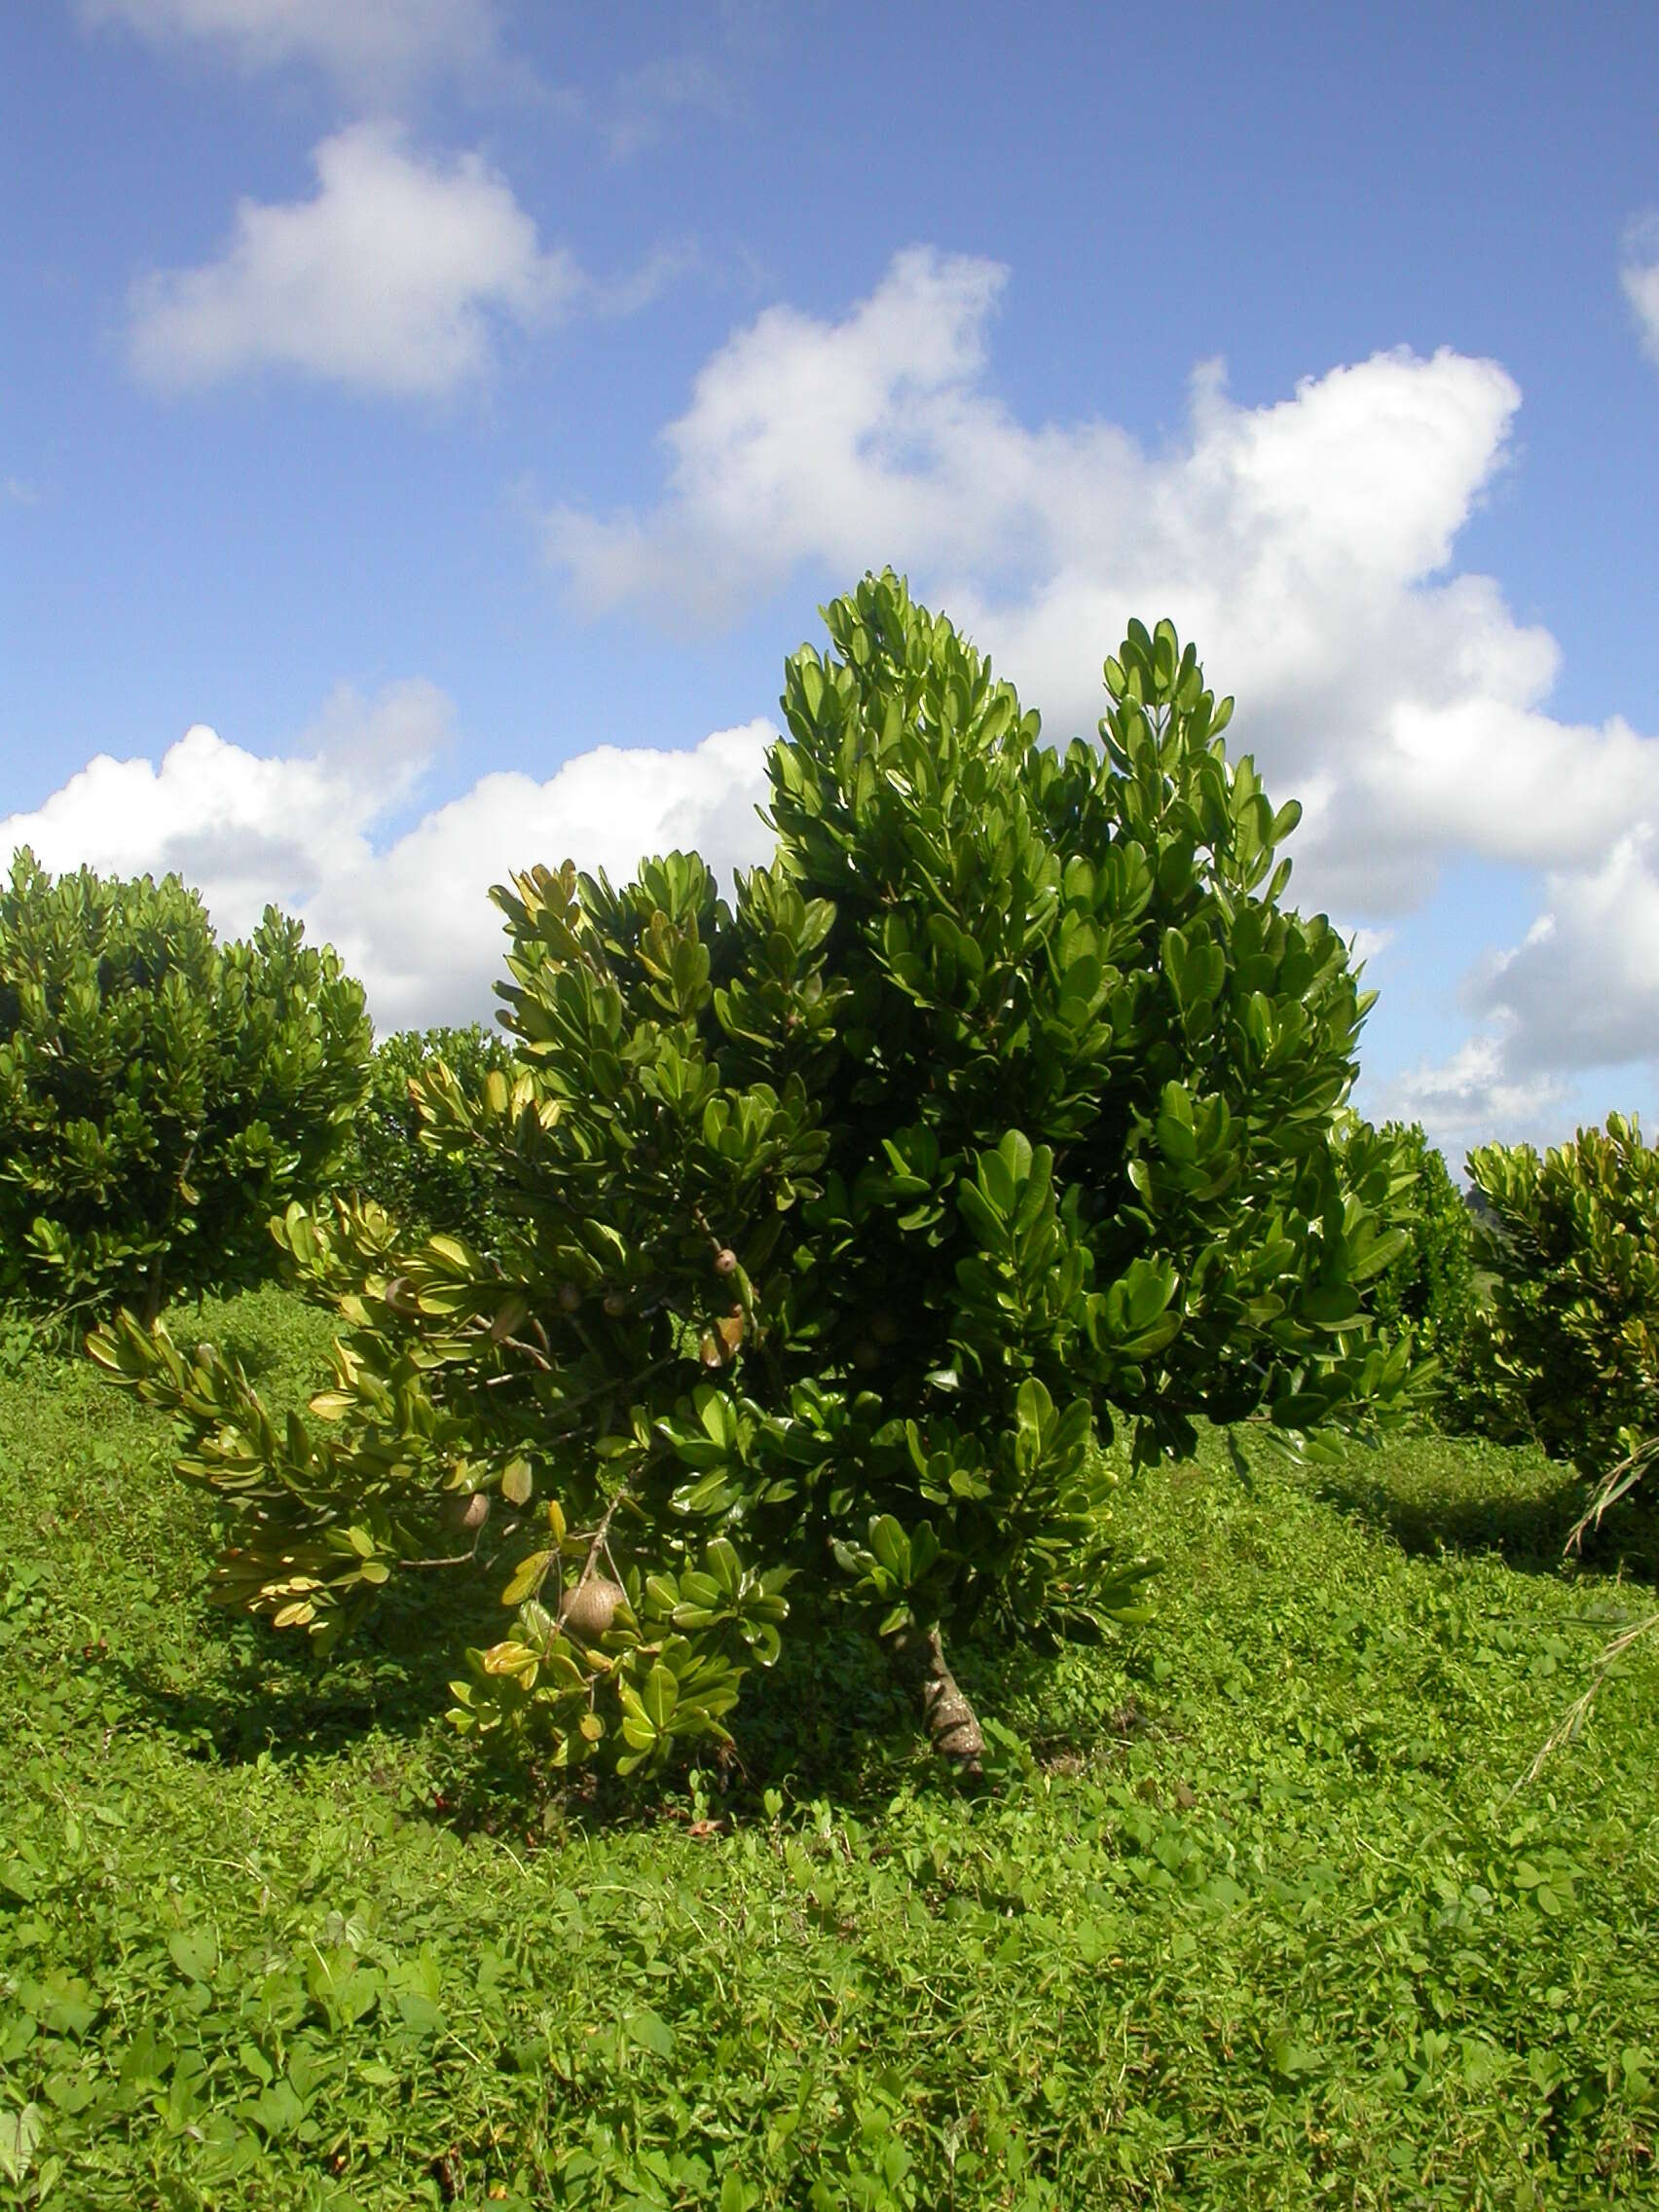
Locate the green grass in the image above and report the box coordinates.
[3,1286,1658,2208]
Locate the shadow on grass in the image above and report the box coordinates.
[1314,1459,1659,1584]
[733,1623,932,1791]
[207,1325,296,1388]
[727,1617,1146,1807]
[102,1578,955,1834]
[107,1573,1128,1833]
[109,1573,504,1767]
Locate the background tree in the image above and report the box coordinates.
[92,578,1425,1778]
[1466,1114,1659,1532]
[349,1024,516,1243]
[1358,1120,1485,1420]
[1,851,370,1326]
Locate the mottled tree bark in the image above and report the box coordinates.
[891,1623,985,1775]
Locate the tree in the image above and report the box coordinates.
[91,577,1423,1778]
[1360,1121,1483,1417]
[1365,1124,1475,1351]
[349,1025,517,1242]
[1466,1114,1659,1531]
[1,851,371,1325]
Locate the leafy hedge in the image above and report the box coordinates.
[348,1025,516,1240]
[0,850,370,1326]
[1357,1121,1488,1416]
[1465,1113,1659,1528]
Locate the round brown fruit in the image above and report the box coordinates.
[556,1282,583,1314]
[602,1290,628,1318]
[714,1248,738,1276]
[558,1577,625,1641]
[439,1490,491,1535]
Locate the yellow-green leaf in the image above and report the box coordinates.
[501,1550,552,1606]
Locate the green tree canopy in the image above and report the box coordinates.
[92,577,1424,1775]
[349,1024,517,1242]
[1467,1113,1659,1531]
[2,851,370,1325]
[1360,1121,1479,1403]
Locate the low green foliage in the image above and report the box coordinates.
[0,852,370,1328]
[349,1026,517,1242]
[4,1286,1658,2206]
[91,578,1424,1777]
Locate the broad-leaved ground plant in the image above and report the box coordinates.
[1,854,370,1327]
[92,577,1424,1775]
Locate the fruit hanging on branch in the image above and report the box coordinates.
[439,1489,492,1537]
[558,1576,626,1643]
[90,574,1426,1781]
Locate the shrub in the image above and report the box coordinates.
[349,1025,516,1240]
[92,578,1424,1778]
[1466,1113,1659,1527]
[1,851,370,1325]
[1358,1121,1486,1413]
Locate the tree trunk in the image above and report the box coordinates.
[891,1623,985,1776]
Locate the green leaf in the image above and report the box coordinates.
[501,1551,553,1607]
[1300,1283,1363,1328]
[0,2104,42,2188]
[956,1181,1004,1244]
[642,1661,678,1732]
[706,1535,743,1599]
[697,1387,738,1449]
[868,1515,912,1582]
[626,2008,677,2059]
[166,1929,217,1983]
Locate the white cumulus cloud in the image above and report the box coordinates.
[26,244,1659,1148]
[79,0,505,96]
[545,248,1022,623]
[1378,1028,1573,1161]
[1621,211,1659,365]
[544,247,1659,1152]
[129,125,582,398]
[1464,832,1659,1074]
[1,689,776,1036]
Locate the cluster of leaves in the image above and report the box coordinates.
[1466,1114,1659,1533]
[1,852,371,1328]
[347,1025,517,1243]
[91,576,1427,1779]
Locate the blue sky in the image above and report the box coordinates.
[4,0,1657,1161]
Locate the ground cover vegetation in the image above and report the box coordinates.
[2,1288,1657,2207]
[90,579,1425,1780]
[0,854,370,1331]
